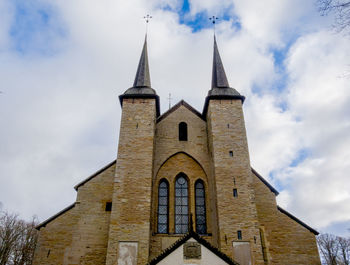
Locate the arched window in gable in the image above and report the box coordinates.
[179,122,188,141]
[175,173,189,234]
[157,179,169,233]
[195,180,207,234]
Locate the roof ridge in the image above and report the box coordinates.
[74,160,116,191]
[277,206,319,235]
[251,167,279,195]
[36,203,75,230]
[157,99,205,123]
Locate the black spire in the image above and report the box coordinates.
[133,35,151,88]
[119,35,159,116]
[212,35,230,89]
[208,35,243,99]
[203,35,245,116]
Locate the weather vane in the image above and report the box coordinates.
[144,14,152,33]
[209,16,219,33]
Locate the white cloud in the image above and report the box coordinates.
[0,1,13,49]
[273,30,350,230]
[0,0,349,237]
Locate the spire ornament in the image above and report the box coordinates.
[144,14,152,33]
[209,16,219,34]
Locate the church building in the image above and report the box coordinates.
[33,34,321,265]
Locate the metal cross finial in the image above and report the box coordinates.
[167,93,173,109]
[209,16,219,33]
[144,14,152,33]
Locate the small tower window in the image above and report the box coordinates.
[105,202,112,211]
[229,151,233,157]
[237,230,242,240]
[233,189,238,197]
[179,122,188,141]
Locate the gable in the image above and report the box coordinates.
[154,102,211,180]
[157,100,205,123]
[157,239,229,265]
[148,231,239,265]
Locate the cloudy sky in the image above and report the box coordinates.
[0,0,349,236]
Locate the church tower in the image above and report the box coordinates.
[204,35,264,263]
[32,32,320,265]
[105,36,159,265]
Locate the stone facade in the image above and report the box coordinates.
[32,34,320,265]
[206,99,264,264]
[106,98,157,265]
[253,170,320,264]
[33,162,116,265]
[33,98,320,265]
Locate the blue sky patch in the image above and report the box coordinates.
[162,0,239,33]
[9,0,67,56]
[323,220,350,237]
[290,148,310,167]
[268,171,285,192]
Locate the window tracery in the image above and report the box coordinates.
[195,180,207,234]
[175,174,189,234]
[157,180,169,233]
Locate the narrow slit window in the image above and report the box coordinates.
[157,180,169,233]
[195,180,207,234]
[237,230,242,240]
[179,122,188,141]
[233,189,238,197]
[229,151,233,157]
[175,174,189,234]
[105,202,112,211]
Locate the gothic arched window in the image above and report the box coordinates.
[175,174,189,234]
[179,122,188,141]
[195,180,207,234]
[157,179,169,233]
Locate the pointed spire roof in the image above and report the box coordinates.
[208,35,244,99]
[119,35,159,116]
[203,35,245,116]
[212,35,230,89]
[133,35,151,88]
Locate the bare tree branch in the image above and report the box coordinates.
[317,233,350,265]
[337,236,350,265]
[317,0,350,34]
[0,209,38,265]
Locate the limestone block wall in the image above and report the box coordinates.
[150,103,218,258]
[206,99,264,264]
[153,103,211,176]
[33,206,79,265]
[106,98,156,265]
[72,163,115,265]
[33,162,115,265]
[253,171,321,265]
